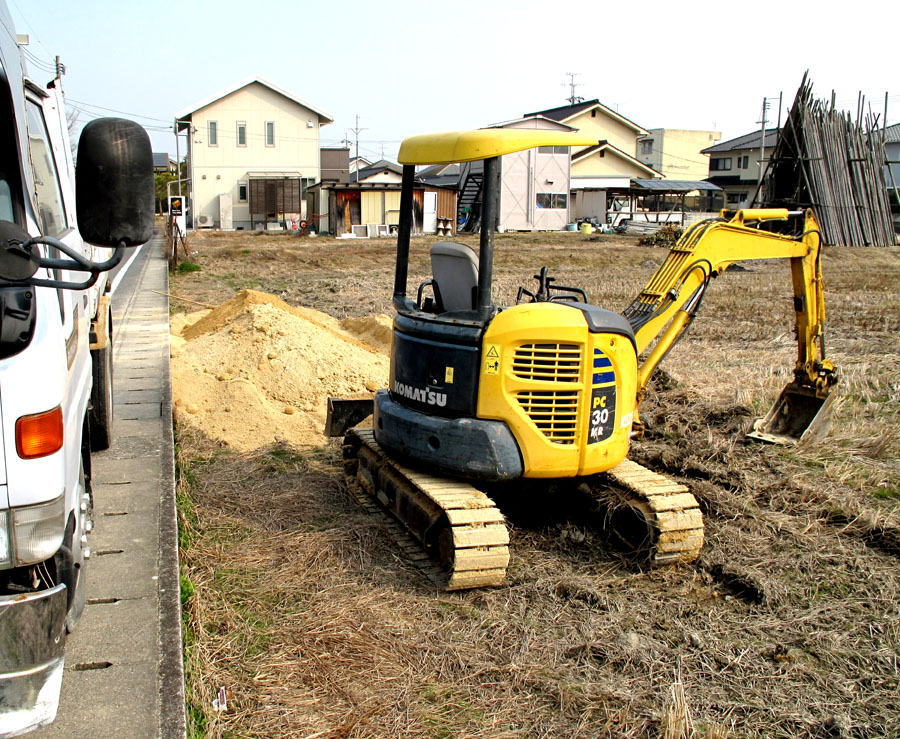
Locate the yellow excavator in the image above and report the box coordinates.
[326,129,837,590]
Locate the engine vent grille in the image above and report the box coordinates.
[516,390,579,444]
[512,343,581,382]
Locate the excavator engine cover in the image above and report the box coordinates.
[475,301,638,479]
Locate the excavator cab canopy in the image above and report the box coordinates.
[392,129,598,317]
[398,129,599,165]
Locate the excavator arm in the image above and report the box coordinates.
[624,208,838,444]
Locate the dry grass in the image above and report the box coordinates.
[174,232,900,737]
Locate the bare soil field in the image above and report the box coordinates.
[172,229,899,738]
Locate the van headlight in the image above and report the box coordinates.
[12,496,65,566]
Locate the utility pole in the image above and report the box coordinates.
[174,121,180,196]
[562,72,583,105]
[349,114,367,182]
[53,55,65,90]
[757,97,770,189]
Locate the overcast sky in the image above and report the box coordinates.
[9,0,898,162]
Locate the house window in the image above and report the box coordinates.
[537,145,568,154]
[208,121,218,146]
[639,140,653,155]
[236,121,246,147]
[738,155,749,169]
[710,157,732,171]
[238,181,248,202]
[726,192,746,205]
[536,193,568,209]
[265,121,275,147]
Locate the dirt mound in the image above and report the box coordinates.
[170,309,210,337]
[339,314,392,353]
[171,290,389,451]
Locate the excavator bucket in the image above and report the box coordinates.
[747,382,836,445]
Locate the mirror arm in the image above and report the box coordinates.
[89,246,126,272]
[29,236,126,275]
[18,274,100,290]
[29,236,94,270]
[0,238,127,290]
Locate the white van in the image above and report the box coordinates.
[0,4,153,732]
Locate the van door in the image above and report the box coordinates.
[23,94,89,483]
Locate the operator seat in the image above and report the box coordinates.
[430,241,479,312]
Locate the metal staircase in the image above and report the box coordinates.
[456,164,484,233]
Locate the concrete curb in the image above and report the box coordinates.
[157,255,186,737]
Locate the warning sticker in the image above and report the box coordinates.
[445,366,454,383]
[484,344,501,375]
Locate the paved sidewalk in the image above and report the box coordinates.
[37,239,184,738]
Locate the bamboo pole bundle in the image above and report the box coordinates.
[762,76,894,245]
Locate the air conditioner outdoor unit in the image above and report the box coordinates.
[196,214,214,228]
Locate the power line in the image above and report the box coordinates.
[65,104,171,132]
[21,48,55,72]
[65,98,172,124]
[9,0,53,61]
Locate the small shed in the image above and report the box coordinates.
[308,181,457,236]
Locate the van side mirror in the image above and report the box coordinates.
[75,117,154,247]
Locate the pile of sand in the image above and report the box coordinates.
[171,290,390,451]
[338,314,392,354]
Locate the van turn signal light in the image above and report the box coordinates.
[16,406,64,459]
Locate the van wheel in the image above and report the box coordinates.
[89,309,114,451]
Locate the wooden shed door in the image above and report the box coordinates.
[249,178,301,222]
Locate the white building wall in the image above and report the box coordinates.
[356,171,402,184]
[188,82,323,228]
[495,117,572,231]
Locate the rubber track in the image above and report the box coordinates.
[344,429,510,590]
[597,458,704,564]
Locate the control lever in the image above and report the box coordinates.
[516,266,589,304]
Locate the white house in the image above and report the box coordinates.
[175,77,333,229]
[523,100,661,222]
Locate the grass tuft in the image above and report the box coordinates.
[177,261,202,274]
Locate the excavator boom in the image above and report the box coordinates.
[624,208,837,444]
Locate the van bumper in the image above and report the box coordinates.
[0,583,67,736]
